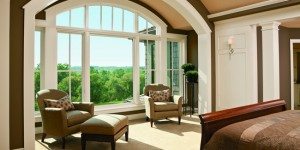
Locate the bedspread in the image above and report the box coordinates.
[205,110,300,150]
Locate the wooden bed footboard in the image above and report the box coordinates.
[199,99,286,150]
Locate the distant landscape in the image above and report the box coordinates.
[34,64,146,111]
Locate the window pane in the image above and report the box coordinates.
[56,11,70,26]
[70,72,82,102]
[34,31,41,111]
[138,16,147,34]
[89,6,101,29]
[34,71,40,111]
[147,22,156,35]
[90,36,133,105]
[57,33,69,68]
[113,7,123,31]
[123,10,134,33]
[172,42,180,69]
[58,71,70,94]
[148,40,155,69]
[70,34,82,70]
[102,6,112,30]
[71,7,85,28]
[167,41,172,69]
[172,70,180,95]
[139,40,146,94]
[140,40,155,90]
[34,31,41,69]
[167,70,172,88]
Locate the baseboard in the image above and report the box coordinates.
[35,113,145,134]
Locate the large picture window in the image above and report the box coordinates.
[37,2,185,107]
[90,35,133,105]
[57,33,83,102]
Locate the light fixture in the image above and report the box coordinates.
[228,36,235,58]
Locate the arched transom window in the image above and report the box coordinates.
[56,5,159,35]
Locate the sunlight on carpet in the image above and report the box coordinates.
[35,116,201,150]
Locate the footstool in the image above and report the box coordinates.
[80,114,129,150]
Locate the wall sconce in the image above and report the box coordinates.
[228,36,235,57]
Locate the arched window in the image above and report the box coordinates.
[35,1,185,108]
[55,5,158,35]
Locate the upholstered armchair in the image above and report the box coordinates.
[36,89,94,149]
[144,84,183,127]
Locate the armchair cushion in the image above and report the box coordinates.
[149,89,171,102]
[66,110,92,127]
[44,96,75,111]
[154,102,178,112]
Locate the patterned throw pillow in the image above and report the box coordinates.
[44,96,75,111]
[149,89,171,102]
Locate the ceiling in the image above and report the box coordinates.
[201,0,268,13]
[281,17,300,28]
[140,0,192,30]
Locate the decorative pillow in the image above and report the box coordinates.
[44,96,75,111]
[149,89,171,102]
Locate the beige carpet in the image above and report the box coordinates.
[35,116,201,150]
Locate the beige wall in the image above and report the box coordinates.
[0,0,10,149]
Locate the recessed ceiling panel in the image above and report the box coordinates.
[201,0,268,13]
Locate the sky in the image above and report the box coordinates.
[35,6,151,68]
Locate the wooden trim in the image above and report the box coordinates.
[199,99,286,150]
[210,1,300,22]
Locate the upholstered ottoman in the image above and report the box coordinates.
[80,114,129,150]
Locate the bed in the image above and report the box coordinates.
[199,99,300,150]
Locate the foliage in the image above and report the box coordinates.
[186,70,198,83]
[181,63,195,74]
[35,64,146,111]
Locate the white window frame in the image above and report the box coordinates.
[167,40,181,95]
[57,32,83,100]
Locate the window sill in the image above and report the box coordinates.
[35,102,145,123]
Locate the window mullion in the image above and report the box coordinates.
[122,9,124,32]
[111,7,114,31]
[69,34,72,99]
[134,13,138,33]
[85,5,89,29]
[100,6,102,30]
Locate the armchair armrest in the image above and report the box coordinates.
[173,95,183,116]
[73,102,94,116]
[42,108,68,136]
[144,96,155,118]
[173,95,183,105]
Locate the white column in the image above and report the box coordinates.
[198,33,212,114]
[260,22,280,101]
[0,0,10,148]
[41,16,57,89]
[24,11,36,150]
[82,32,90,102]
[133,37,140,104]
